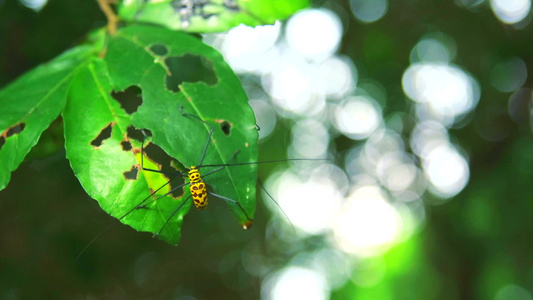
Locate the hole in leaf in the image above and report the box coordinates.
[90,122,114,147]
[111,86,143,114]
[124,165,139,180]
[127,126,150,142]
[165,54,217,93]
[143,142,184,198]
[220,121,231,136]
[0,122,25,151]
[5,123,26,137]
[121,140,132,151]
[149,44,168,56]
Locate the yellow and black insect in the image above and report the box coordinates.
[118,107,262,238]
[121,107,318,239]
[76,108,318,258]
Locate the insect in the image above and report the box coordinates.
[120,107,311,238]
[76,107,319,259]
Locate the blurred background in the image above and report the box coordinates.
[1,0,533,299]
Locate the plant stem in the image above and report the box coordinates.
[96,0,118,35]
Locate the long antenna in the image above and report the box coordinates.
[75,224,112,261]
[199,158,328,168]
[179,106,214,166]
[258,180,295,234]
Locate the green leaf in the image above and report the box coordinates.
[63,58,188,244]
[0,44,95,191]
[108,26,258,228]
[118,0,309,32]
[65,25,258,244]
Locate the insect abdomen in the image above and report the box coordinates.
[190,181,208,210]
[188,167,208,210]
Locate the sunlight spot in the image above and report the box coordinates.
[334,185,402,256]
[285,9,342,61]
[266,170,341,235]
[262,267,329,300]
[315,56,357,100]
[291,119,329,158]
[402,63,480,122]
[349,0,388,23]
[490,0,531,24]
[376,152,418,192]
[422,144,469,198]
[333,96,382,140]
[221,23,281,73]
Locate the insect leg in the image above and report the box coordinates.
[140,129,174,175]
[154,194,193,237]
[133,180,190,211]
[120,129,188,220]
[207,191,254,223]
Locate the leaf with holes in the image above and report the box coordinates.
[102,25,258,242]
[0,43,96,191]
[59,25,257,244]
[118,0,309,32]
[106,26,258,241]
[63,57,189,244]
[0,24,259,244]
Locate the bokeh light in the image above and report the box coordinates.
[422,143,470,198]
[309,249,351,289]
[315,56,357,100]
[334,185,403,256]
[221,22,281,73]
[18,0,47,11]
[402,63,480,123]
[410,121,449,158]
[290,119,329,159]
[349,0,388,23]
[249,99,277,140]
[265,168,342,235]
[201,2,518,298]
[410,34,457,63]
[262,266,329,300]
[507,88,533,126]
[285,9,343,61]
[333,95,382,140]
[263,54,320,115]
[215,8,480,291]
[490,0,531,24]
[494,284,533,300]
[490,56,528,93]
[376,152,418,192]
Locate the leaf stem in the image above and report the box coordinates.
[96,0,118,35]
